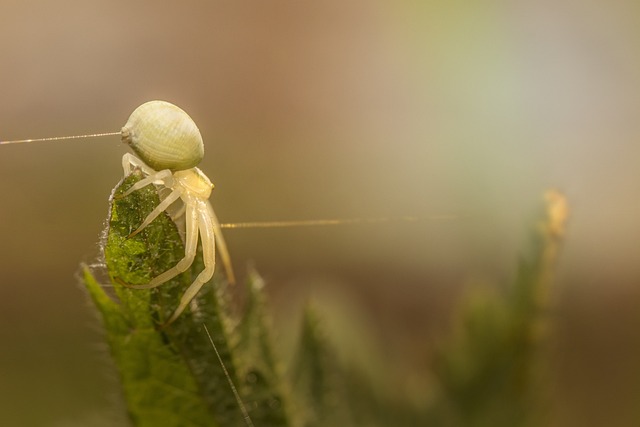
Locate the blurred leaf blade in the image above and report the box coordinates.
[236,270,295,426]
[431,190,569,427]
[291,307,346,427]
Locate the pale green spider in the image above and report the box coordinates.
[117,100,235,325]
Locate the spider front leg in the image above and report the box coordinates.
[170,203,187,221]
[122,152,156,176]
[120,204,199,290]
[115,163,178,237]
[116,169,174,201]
[164,203,217,325]
[127,188,182,238]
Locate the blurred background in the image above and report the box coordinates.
[1,0,639,425]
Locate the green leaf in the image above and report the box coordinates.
[83,171,248,427]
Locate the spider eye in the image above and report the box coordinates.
[122,100,204,171]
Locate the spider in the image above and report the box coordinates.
[116,100,235,325]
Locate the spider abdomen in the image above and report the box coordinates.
[121,100,204,171]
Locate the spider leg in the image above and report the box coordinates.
[206,202,236,285]
[165,205,216,325]
[122,153,155,176]
[128,189,182,238]
[170,203,187,221]
[116,169,173,199]
[121,204,199,289]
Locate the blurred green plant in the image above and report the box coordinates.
[83,172,567,427]
[429,190,568,427]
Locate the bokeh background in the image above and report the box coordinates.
[1,1,639,426]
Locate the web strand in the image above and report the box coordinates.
[1,132,467,230]
[0,131,120,145]
[219,215,461,229]
[203,324,255,427]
